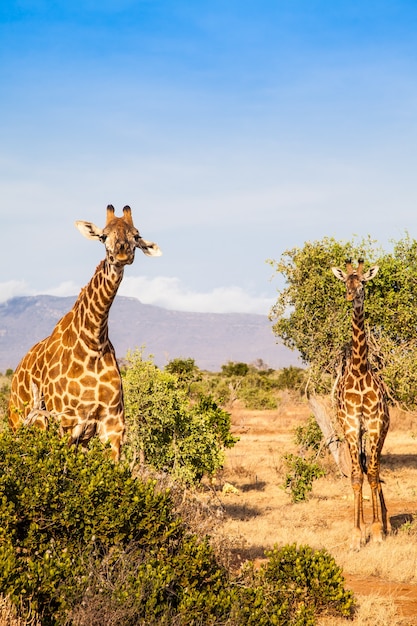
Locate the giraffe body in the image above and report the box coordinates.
[8,205,161,460]
[332,260,390,550]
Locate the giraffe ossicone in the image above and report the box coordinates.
[332,259,390,550]
[8,205,161,461]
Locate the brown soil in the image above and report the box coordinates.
[218,399,417,625]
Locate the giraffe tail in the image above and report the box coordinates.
[360,448,367,474]
[360,435,368,474]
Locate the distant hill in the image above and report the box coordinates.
[0,295,301,372]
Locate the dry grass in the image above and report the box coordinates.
[217,399,417,625]
[319,595,399,626]
[0,596,40,626]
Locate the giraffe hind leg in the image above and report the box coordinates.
[367,438,389,542]
[369,479,390,541]
[367,472,389,542]
[379,483,391,535]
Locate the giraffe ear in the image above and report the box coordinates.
[75,220,104,241]
[331,267,347,281]
[362,265,379,282]
[135,237,162,257]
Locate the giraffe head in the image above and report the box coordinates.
[331,259,379,302]
[75,205,162,267]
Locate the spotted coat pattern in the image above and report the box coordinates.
[332,260,390,550]
[8,205,161,460]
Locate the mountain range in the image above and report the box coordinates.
[0,295,301,372]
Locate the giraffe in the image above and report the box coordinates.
[331,259,390,550]
[8,205,161,461]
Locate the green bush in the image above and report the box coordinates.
[294,415,324,454]
[283,454,325,503]
[206,361,283,409]
[0,425,354,625]
[276,366,306,392]
[164,358,202,397]
[0,424,232,625]
[221,361,250,377]
[0,378,10,425]
[235,544,354,625]
[237,371,278,409]
[122,350,238,483]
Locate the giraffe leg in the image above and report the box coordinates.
[369,479,384,542]
[348,437,366,550]
[96,419,125,462]
[379,484,391,535]
[351,476,365,551]
[367,438,390,542]
[24,382,50,429]
[368,470,389,542]
[108,434,122,462]
[67,422,89,449]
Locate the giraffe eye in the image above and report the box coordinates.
[134,233,141,242]
[99,234,107,243]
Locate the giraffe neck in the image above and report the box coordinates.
[72,259,124,350]
[350,296,368,373]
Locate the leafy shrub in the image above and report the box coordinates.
[282,415,326,503]
[164,358,202,396]
[221,361,250,377]
[263,544,354,616]
[0,425,354,625]
[283,454,325,503]
[294,415,324,454]
[276,366,306,392]
[206,361,283,409]
[235,544,354,625]
[122,350,237,483]
[237,371,278,409]
[0,377,11,425]
[0,424,233,625]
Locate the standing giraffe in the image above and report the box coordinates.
[8,205,161,461]
[331,259,390,550]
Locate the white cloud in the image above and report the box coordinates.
[40,281,81,297]
[119,276,274,314]
[0,276,274,314]
[0,280,31,303]
[0,280,82,303]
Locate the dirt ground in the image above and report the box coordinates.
[217,395,417,625]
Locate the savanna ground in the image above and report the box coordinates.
[212,394,417,625]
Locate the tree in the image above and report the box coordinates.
[221,361,250,377]
[165,357,200,383]
[268,234,417,408]
[164,357,202,396]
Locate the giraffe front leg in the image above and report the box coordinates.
[347,438,366,550]
[351,475,365,551]
[369,481,384,542]
[97,417,125,462]
[367,446,389,542]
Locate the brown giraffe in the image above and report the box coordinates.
[8,205,161,461]
[331,259,390,550]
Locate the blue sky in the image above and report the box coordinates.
[1,1,417,313]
